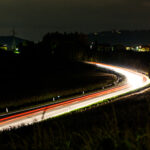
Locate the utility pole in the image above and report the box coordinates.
[12,28,16,52]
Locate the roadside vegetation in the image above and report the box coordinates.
[0,88,150,150]
[0,32,150,150]
[0,58,116,113]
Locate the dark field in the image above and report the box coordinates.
[0,53,149,150]
[0,58,116,112]
[0,32,150,150]
[0,87,150,150]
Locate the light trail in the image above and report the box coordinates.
[0,62,150,131]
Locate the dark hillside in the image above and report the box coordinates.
[89,30,150,46]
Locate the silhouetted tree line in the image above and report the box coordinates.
[19,32,90,60]
[1,31,150,77]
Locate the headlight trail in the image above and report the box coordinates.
[92,62,150,90]
[0,62,150,131]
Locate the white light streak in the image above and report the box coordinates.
[0,62,150,131]
[96,63,150,90]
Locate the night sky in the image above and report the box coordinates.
[0,0,150,41]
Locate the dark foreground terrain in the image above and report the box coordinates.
[0,32,150,150]
[0,87,150,150]
[0,57,115,113]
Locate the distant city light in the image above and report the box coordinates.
[14,48,20,54]
[0,44,8,51]
[126,45,150,52]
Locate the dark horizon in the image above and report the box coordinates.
[1,29,150,43]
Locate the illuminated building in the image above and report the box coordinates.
[0,44,8,51]
[126,45,150,52]
[0,36,28,54]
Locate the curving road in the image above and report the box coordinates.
[0,62,150,131]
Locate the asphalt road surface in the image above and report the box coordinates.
[0,62,150,131]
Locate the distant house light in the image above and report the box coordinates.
[126,47,131,50]
[14,51,20,54]
[0,44,8,51]
[136,46,139,50]
[14,47,20,54]
[139,45,142,49]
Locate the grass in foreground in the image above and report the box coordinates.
[0,88,150,150]
[0,60,116,113]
